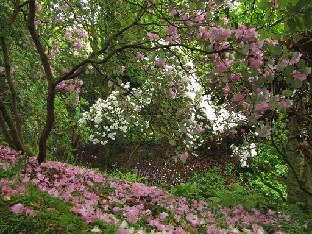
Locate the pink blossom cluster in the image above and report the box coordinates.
[155,58,167,68]
[167,81,183,98]
[56,78,83,94]
[0,145,301,233]
[164,25,180,43]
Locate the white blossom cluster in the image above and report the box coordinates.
[79,83,137,145]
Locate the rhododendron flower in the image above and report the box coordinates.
[65,29,72,39]
[61,3,69,10]
[65,84,76,91]
[249,57,263,68]
[222,86,230,95]
[289,53,302,65]
[195,11,206,22]
[197,26,210,40]
[74,28,89,39]
[34,20,43,26]
[35,0,41,11]
[293,71,307,81]
[223,18,229,24]
[155,58,167,68]
[10,203,25,214]
[136,52,144,60]
[230,73,242,81]
[73,38,84,50]
[215,59,232,73]
[180,13,189,21]
[255,101,270,113]
[273,1,279,8]
[147,32,159,40]
[121,66,126,72]
[164,25,177,35]
[209,27,232,42]
[171,8,180,17]
[232,93,245,102]
[61,67,69,74]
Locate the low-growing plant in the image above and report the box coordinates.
[110,169,148,183]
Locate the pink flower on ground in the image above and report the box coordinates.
[159,212,169,221]
[11,203,25,214]
[186,213,201,227]
[117,228,130,234]
[25,207,37,217]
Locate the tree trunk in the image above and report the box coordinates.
[37,85,55,164]
[0,98,25,152]
[0,37,22,139]
[286,121,312,212]
[0,113,14,146]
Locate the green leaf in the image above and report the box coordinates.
[296,59,305,68]
[287,18,297,32]
[269,98,278,110]
[303,66,311,75]
[282,90,294,97]
[292,79,303,89]
[258,0,270,10]
[169,139,176,146]
[303,13,312,29]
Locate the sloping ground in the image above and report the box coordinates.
[0,145,307,233]
[75,141,241,188]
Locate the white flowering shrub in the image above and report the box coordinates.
[79,83,144,145]
[79,59,212,161]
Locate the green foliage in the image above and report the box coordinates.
[171,166,229,200]
[171,182,200,199]
[243,141,287,209]
[0,185,92,234]
[171,161,286,211]
[110,169,148,183]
